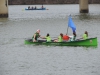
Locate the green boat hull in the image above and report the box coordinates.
[24,37,98,47]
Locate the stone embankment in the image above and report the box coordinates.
[8,0,100,5]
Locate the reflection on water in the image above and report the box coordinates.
[0,4,100,75]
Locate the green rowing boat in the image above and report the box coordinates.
[24,37,98,47]
[25,16,98,47]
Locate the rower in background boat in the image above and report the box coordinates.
[34,6,37,9]
[41,4,44,9]
[31,6,34,9]
[28,6,30,9]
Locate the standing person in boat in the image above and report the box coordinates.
[54,33,63,42]
[32,29,41,42]
[73,32,77,41]
[41,33,51,42]
[70,32,77,41]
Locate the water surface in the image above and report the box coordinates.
[0,4,100,75]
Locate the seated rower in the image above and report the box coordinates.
[63,34,70,41]
[82,31,88,40]
[41,4,44,9]
[54,33,63,42]
[35,6,37,9]
[31,6,34,9]
[41,33,51,42]
[28,6,30,9]
[79,31,88,40]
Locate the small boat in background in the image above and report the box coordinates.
[25,5,47,10]
[25,7,47,10]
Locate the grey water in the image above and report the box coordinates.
[0,4,100,75]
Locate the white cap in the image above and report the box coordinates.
[37,29,40,33]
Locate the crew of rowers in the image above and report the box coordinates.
[32,29,88,42]
[28,5,44,9]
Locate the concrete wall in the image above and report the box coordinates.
[0,0,8,18]
[8,0,100,5]
[79,0,89,13]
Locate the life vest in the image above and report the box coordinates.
[58,36,63,42]
[83,34,88,40]
[45,36,51,42]
[63,35,69,41]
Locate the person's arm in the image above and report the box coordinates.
[33,34,36,42]
[40,36,46,39]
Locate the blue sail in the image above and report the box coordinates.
[68,16,76,32]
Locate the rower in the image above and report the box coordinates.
[32,29,40,42]
[41,33,51,42]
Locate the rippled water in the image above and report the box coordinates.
[0,4,100,75]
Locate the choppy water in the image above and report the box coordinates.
[0,4,100,75]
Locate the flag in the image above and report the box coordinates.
[68,16,76,32]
